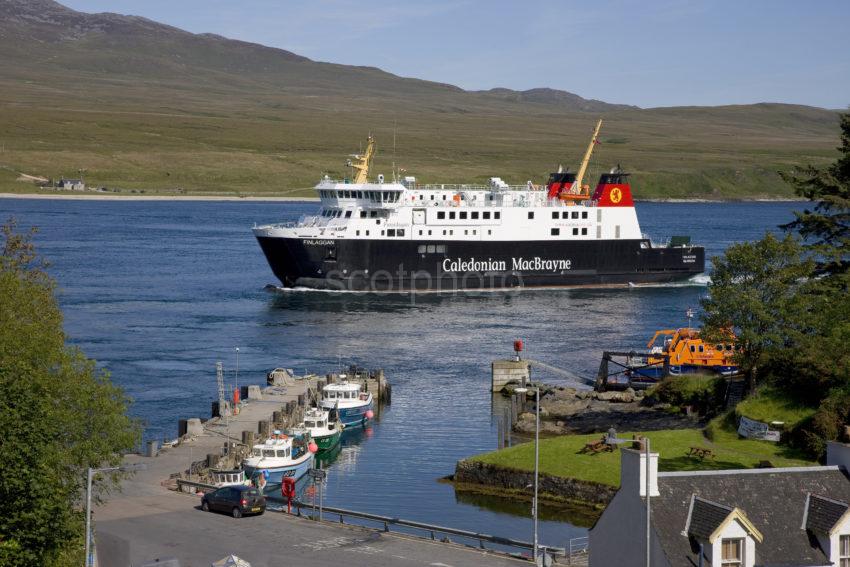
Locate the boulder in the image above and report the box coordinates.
[597,391,635,403]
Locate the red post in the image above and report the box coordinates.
[282,477,296,514]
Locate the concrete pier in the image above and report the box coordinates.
[491,359,530,392]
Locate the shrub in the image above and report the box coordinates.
[647,375,726,417]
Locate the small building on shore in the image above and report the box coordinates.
[57,178,85,191]
[589,441,850,567]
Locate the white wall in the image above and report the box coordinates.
[709,520,755,567]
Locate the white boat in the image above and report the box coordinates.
[242,431,314,484]
[210,469,247,487]
[318,379,373,428]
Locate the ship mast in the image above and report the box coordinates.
[348,135,376,184]
[574,119,603,194]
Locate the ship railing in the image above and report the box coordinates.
[282,500,571,559]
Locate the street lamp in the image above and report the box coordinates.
[85,463,147,567]
[515,386,540,564]
[235,347,240,406]
[606,428,652,567]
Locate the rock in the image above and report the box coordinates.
[625,387,636,396]
[634,389,645,398]
[597,391,635,403]
[576,390,589,400]
[538,407,550,418]
[551,387,578,400]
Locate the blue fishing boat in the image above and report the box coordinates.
[242,431,315,485]
[318,379,374,428]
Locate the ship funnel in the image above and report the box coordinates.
[592,168,634,207]
[546,171,577,200]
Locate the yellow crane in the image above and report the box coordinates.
[574,119,603,195]
[347,135,376,184]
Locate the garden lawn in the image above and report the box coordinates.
[470,428,816,487]
[735,386,817,429]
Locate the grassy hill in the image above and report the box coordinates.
[0,0,841,198]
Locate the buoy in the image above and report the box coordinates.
[365,409,374,420]
[308,442,318,453]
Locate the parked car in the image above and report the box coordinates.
[201,485,265,518]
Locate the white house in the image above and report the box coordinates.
[57,178,85,191]
[589,440,850,567]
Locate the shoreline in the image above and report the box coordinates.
[0,192,318,202]
[0,192,803,204]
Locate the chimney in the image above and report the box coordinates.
[827,441,850,471]
[620,447,660,497]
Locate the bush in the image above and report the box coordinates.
[790,387,850,460]
[647,375,726,417]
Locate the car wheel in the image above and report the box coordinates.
[201,500,210,512]
[232,507,242,518]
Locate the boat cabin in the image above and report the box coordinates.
[647,328,736,367]
[210,469,247,487]
[322,381,368,403]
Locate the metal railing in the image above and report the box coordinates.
[566,536,589,565]
[281,500,566,559]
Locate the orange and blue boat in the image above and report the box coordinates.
[627,327,738,380]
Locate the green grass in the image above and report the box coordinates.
[735,386,818,429]
[471,427,815,487]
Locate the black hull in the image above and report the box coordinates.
[255,237,705,291]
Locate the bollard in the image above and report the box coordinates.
[258,420,270,437]
[242,430,254,447]
[206,453,218,468]
[297,394,306,407]
[511,394,518,425]
[519,390,527,413]
[145,440,159,458]
[272,411,283,424]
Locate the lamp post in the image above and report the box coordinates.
[235,347,240,406]
[85,463,146,567]
[606,428,652,567]
[516,386,540,564]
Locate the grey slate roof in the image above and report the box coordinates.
[805,493,848,534]
[651,467,850,567]
[685,496,733,541]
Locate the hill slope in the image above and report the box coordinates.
[0,0,840,198]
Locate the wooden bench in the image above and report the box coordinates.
[687,446,715,460]
[581,438,614,454]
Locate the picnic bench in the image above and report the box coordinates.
[581,437,614,454]
[687,446,715,460]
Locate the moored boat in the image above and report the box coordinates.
[301,407,343,452]
[242,431,315,484]
[318,379,374,428]
[628,327,738,380]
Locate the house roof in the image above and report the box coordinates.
[804,493,849,535]
[684,496,763,543]
[652,467,850,567]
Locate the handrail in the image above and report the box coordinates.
[286,500,565,556]
[175,478,217,493]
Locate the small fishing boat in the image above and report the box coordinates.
[242,431,315,484]
[210,469,248,487]
[301,407,343,452]
[628,327,738,380]
[318,378,374,428]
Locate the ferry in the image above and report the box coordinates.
[253,120,705,291]
[300,407,343,452]
[318,380,373,428]
[242,431,315,484]
[628,327,738,380]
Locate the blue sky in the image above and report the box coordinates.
[62,0,849,109]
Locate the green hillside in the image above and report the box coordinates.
[0,0,841,198]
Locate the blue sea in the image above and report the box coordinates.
[0,197,803,548]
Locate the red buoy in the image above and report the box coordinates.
[514,339,524,353]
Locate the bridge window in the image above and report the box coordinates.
[551,228,560,236]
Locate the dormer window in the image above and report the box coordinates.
[721,539,743,566]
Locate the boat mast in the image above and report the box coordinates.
[575,119,603,194]
[348,135,376,184]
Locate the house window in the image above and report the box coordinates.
[437,211,446,220]
[529,212,535,220]
[839,534,849,567]
[721,538,743,567]
[551,228,560,236]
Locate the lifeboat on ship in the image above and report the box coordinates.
[628,328,739,380]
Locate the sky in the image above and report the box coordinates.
[61,0,850,109]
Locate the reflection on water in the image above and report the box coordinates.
[2,198,802,548]
[452,488,601,528]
